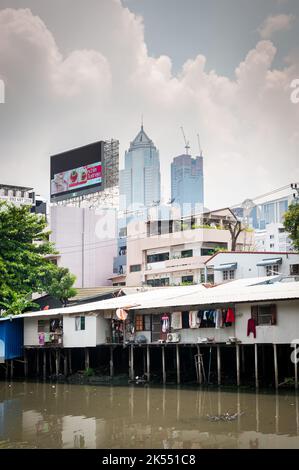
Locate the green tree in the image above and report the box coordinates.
[0,201,76,312]
[284,202,299,251]
[0,290,39,316]
[43,266,77,307]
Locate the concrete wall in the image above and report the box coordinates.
[96,315,110,345]
[206,252,299,285]
[24,316,54,346]
[235,300,299,344]
[63,315,97,348]
[50,205,117,288]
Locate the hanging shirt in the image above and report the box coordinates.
[226,307,235,323]
[247,318,256,338]
[189,311,198,328]
[215,310,222,329]
[171,312,182,330]
[162,315,169,333]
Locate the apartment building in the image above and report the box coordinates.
[125,208,254,287]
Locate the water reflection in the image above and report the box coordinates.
[0,381,299,448]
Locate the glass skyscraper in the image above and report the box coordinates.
[171,154,204,215]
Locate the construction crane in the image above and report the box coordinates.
[180,126,190,155]
[197,133,203,157]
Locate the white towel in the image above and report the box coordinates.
[189,311,198,328]
[171,312,182,330]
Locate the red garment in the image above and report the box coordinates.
[226,307,235,323]
[247,318,256,338]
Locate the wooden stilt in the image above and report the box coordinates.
[196,345,203,385]
[294,343,298,391]
[49,350,53,376]
[273,343,279,390]
[43,349,46,380]
[24,349,28,378]
[241,345,245,374]
[64,350,68,376]
[130,344,134,380]
[176,344,180,385]
[85,348,90,370]
[217,345,221,386]
[146,345,150,381]
[5,360,8,380]
[110,346,114,378]
[55,349,59,376]
[254,343,259,389]
[10,359,14,379]
[36,349,39,376]
[68,349,72,375]
[162,346,166,384]
[236,344,240,387]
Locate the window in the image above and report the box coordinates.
[144,315,151,331]
[229,270,235,280]
[270,243,275,248]
[269,235,274,239]
[135,315,144,331]
[181,275,193,284]
[251,305,277,326]
[147,252,169,263]
[201,248,216,256]
[75,316,85,331]
[278,227,285,233]
[223,270,228,281]
[290,264,299,275]
[130,264,141,272]
[266,264,279,276]
[146,278,169,287]
[181,249,193,258]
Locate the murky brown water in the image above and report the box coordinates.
[0,381,299,448]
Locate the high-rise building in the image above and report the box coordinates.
[119,125,161,213]
[171,154,204,215]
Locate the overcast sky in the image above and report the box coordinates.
[0,0,298,209]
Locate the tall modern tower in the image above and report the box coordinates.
[120,125,161,213]
[171,153,204,215]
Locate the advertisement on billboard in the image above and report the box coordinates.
[51,162,102,196]
[50,141,104,200]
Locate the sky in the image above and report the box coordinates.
[0,0,298,209]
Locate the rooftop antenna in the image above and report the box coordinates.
[141,113,144,130]
[197,133,203,157]
[180,126,190,155]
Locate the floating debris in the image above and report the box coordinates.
[207,412,244,422]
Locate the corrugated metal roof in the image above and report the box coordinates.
[0,277,298,321]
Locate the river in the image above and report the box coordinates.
[0,381,298,448]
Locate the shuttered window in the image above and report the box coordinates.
[251,304,277,326]
[135,315,144,331]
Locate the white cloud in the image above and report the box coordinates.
[258,13,296,39]
[0,2,298,211]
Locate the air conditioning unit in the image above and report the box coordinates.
[166,333,181,343]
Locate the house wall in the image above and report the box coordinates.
[206,252,299,284]
[24,316,54,346]
[178,326,235,343]
[63,315,97,348]
[235,300,299,344]
[96,315,110,345]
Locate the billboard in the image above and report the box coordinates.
[50,141,104,201]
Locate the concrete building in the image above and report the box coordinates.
[205,250,299,284]
[249,195,291,229]
[50,205,117,288]
[125,208,254,287]
[254,222,293,252]
[119,125,161,213]
[171,154,204,215]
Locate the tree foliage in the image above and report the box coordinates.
[283,202,299,251]
[0,201,76,314]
